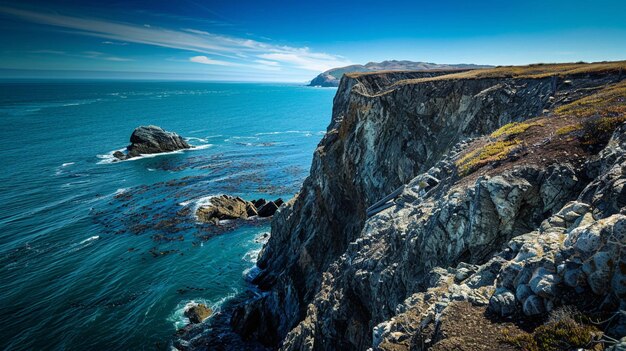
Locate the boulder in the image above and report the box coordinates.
[115,125,190,160]
[489,288,516,317]
[184,303,212,324]
[522,295,545,316]
[196,195,258,222]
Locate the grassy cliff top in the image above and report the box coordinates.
[349,60,624,84]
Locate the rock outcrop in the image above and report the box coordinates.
[185,303,212,324]
[114,125,190,160]
[196,196,284,223]
[308,60,492,87]
[179,61,626,350]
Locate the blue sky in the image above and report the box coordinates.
[1,0,625,81]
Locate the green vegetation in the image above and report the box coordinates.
[490,121,543,138]
[556,124,583,135]
[455,140,520,176]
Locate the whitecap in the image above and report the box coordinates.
[178,194,221,219]
[96,144,211,165]
[62,162,75,167]
[79,235,100,245]
[185,137,208,143]
[168,291,238,329]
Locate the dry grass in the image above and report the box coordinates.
[455,79,626,178]
[391,61,626,88]
[455,140,521,176]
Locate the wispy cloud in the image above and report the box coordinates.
[27,48,133,62]
[102,41,128,46]
[0,6,351,72]
[189,55,236,66]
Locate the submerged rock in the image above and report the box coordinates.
[184,303,212,324]
[113,125,190,160]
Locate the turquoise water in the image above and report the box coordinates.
[0,81,335,350]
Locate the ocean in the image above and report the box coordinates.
[0,81,335,350]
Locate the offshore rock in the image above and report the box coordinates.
[184,303,212,324]
[114,125,190,160]
[196,195,258,222]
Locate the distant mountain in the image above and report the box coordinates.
[308,60,492,87]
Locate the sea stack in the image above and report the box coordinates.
[114,125,190,160]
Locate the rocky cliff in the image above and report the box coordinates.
[185,62,626,350]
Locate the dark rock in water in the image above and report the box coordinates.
[274,198,284,207]
[252,198,267,209]
[112,150,126,160]
[184,303,212,324]
[196,195,257,222]
[257,201,279,217]
[114,125,190,160]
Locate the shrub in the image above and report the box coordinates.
[502,307,603,351]
[580,115,626,146]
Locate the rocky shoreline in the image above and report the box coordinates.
[177,61,626,350]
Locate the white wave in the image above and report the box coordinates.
[191,144,213,150]
[185,137,208,143]
[168,290,238,329]
[147,168,156,172]
[254,130,313,136]
[242,249,261,264]
[243,265,261,282]
[96,144,211,165]
[178,194,221,219]
[62,162,75,167]
[79,235,100,245]
[96,148,126,165]
[114,188,129,195]
[68,235,100,252]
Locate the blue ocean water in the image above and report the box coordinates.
[0,81,335,350]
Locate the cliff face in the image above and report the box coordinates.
[231,62,626,350]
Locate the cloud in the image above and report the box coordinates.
[0,6,351,72]
[189,56,236,66]
[254,59,280,66]
[27,48,133,61]
[102,41,128,46]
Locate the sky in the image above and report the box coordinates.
[0,0,625,82]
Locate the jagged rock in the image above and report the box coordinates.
[257,201,279,217]
[252,198,267,209]
[114,125,190,160]
[184,303,212,324]
[522,295,545,316]
[196,195,257,222]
